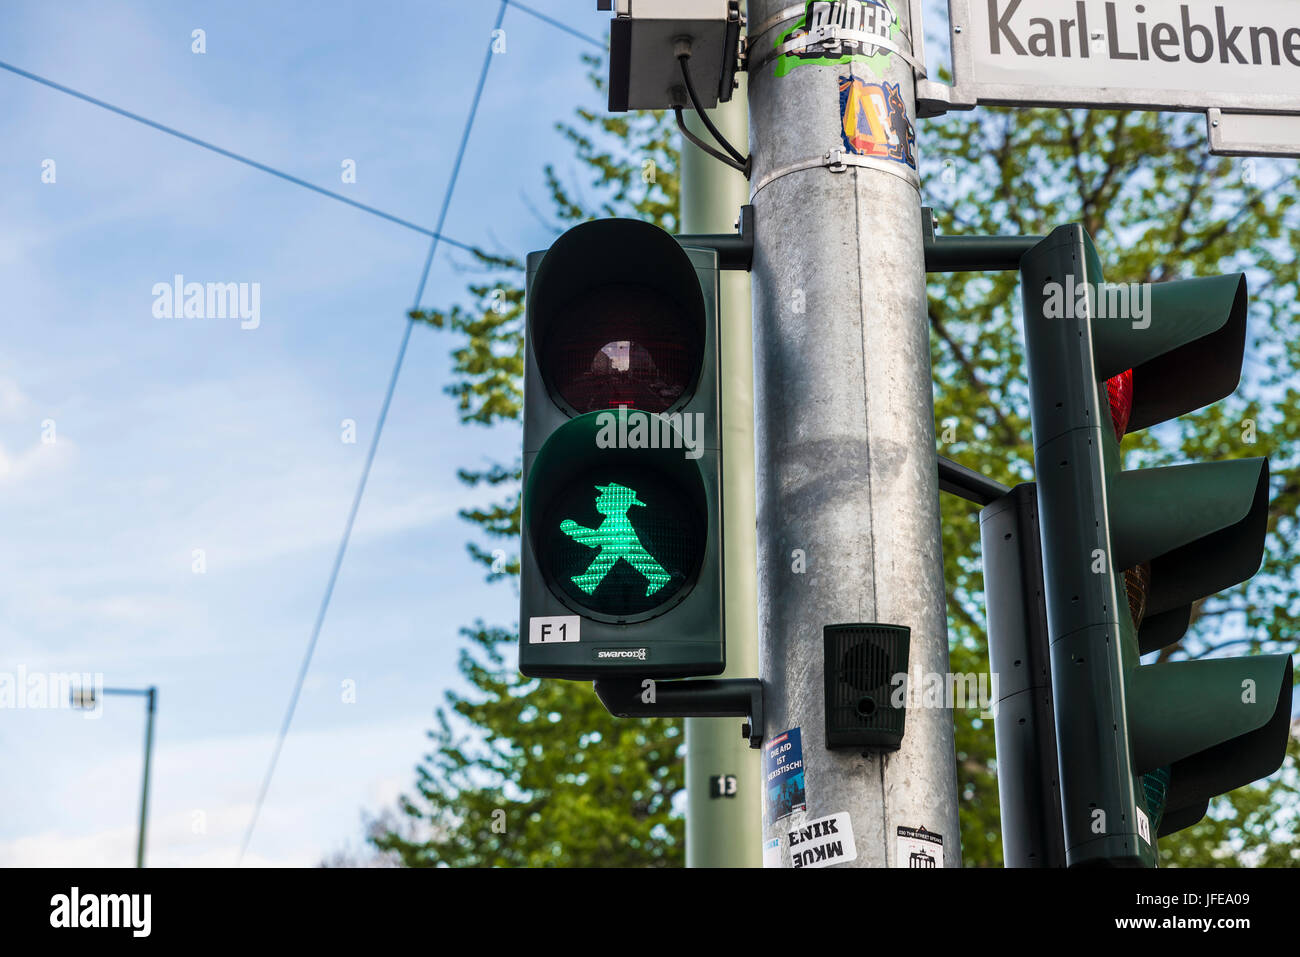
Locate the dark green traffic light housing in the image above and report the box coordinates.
[1020,224,1293,867]
[520,218,726,680]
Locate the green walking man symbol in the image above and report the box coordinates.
[561,483,672,597]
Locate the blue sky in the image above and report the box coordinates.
[3,0,1291,870]
[0,0,606,866]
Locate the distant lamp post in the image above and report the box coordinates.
[72,684,157,868]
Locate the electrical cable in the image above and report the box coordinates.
[675,108,747,174]
[677,53,749,171]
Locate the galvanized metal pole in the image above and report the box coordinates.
[137,686,156,868]
[748,0,961,866]
[681,52,761,869]
[980,485,1066,867]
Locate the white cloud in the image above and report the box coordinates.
[0,376,32,420]
[0,715,433,868]
[0,0,552,873]
[0,433,76,483]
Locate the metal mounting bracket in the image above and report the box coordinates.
[751,24,926,75]
[594,677,765,749]
[677,203,755,271]
[751,148,921,201]
[922,207,1042,273]
[916,1,978,118]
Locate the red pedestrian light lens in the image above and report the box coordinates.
[541,284,702,415]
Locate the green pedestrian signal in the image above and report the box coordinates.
[519,219,726,680]
[561,483,672,597]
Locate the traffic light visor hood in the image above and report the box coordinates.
[1097,273,1249,434]
[1112,458,1270,643]
[529,218,707,416]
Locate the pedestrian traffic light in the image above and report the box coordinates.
[519,218,725,680]
[1019,224,1294,867]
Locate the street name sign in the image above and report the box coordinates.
[925,0,1300,116]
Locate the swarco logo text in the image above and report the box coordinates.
[152,274,261,329]
[1040,277,1151,329]
[595,406,705,460]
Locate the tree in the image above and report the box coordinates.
[370,56,685,867]
[375,52,1300,867]
[924,108,1300,866]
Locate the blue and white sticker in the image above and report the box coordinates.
[764,728,807,825]
[763,837,783,869]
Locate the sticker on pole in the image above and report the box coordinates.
[896,826,943,868]
[1136,808,1152,845]
[764,728,807,825]
[839,77,917,171]
[528,615,580,644]
[789,812,857,869]
[763,837,783,869]
[773,0,902,79]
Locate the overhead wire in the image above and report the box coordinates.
[505,0,606,48]
[0,58,477,252]
[0,0,619,864]
[236,0,511,864]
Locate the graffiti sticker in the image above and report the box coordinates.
[839,76,917,170]
[774,0,901,78]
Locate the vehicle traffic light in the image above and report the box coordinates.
[519,218,725,680]
[1019,224,1294,867]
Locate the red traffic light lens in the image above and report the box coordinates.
[1124,561,1151,630]
[540,284,702,415]
[1107,369,1134,441]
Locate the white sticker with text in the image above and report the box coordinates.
[789,812,857,869]
[1137,808,1151,845]
[528,616,580,644]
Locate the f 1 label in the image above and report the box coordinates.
[529,615,580,644]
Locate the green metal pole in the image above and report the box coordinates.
[137,687,156,868]
[681,32,760,868]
